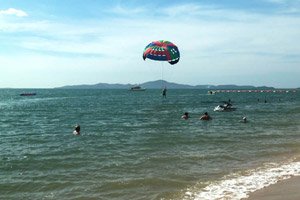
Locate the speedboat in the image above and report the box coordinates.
[130,86,146,91]
[20,93,36,96]
[214,102,236,112]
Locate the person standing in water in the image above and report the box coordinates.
[73,124,80,135]
[162,87,167,98]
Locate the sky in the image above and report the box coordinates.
[0,0,300,88]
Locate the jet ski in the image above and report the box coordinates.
[214,101,236,112]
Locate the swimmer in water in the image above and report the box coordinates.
[73,124,80,135]
[241,117,247,123]
[181,112,189,120]
[200,112,211,121]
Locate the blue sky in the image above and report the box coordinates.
[0,0,300,88]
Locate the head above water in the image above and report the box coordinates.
[75,125,80,132]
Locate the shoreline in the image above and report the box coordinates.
[186,160,300,199]
[245,176,300,200]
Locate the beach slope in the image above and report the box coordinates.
[246,176,300,200]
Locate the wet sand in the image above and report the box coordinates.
[246,176,300,200]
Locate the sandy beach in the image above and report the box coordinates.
[246,176,300,200]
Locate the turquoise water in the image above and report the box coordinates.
[0,89,299,199]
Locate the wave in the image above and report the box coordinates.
[184,160,300,200]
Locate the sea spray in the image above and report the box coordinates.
[184,161,300,200]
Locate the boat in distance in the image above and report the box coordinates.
[20,93,37,96]
[130,86,146,91]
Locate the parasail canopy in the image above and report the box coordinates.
[143,40,180,65]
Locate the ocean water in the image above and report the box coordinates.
[0,89,299,200]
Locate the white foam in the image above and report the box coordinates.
[184,161,300,200]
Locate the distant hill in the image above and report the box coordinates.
[141,80,195,89]
[58,83,132,89]
[56,80,275,90]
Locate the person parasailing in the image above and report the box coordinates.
[142,40,180,96]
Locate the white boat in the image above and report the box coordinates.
[214,102,236,112]
[130,86,146,91]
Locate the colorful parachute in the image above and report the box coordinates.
[143,40,180,65]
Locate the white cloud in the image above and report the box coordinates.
[264,0,300,14]
[109,5,146,16]
[0,3,300,88]
[266,0,287,4]
[0,8,28,17]
[162,3,204,16]
[266,0,300,4]
[2,5,300,58]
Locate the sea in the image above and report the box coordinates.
[0,89,299,200]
